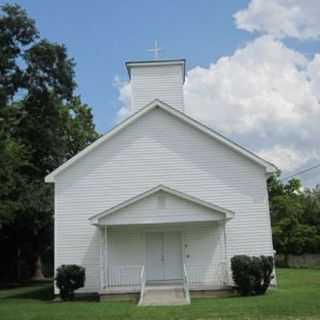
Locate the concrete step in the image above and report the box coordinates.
[140,286,189,306]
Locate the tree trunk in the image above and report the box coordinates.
[284,253,289,267]
[16,247,21,281]
[31,255,45,280]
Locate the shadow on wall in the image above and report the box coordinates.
[80,227,101,293]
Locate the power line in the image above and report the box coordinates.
[281,163,320,180]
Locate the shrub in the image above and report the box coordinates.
[230,255,254,296]
[256,256,274,294]
[55,265,85,300]
[231,255,273,296]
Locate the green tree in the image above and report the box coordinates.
[268,175,320,259]
[268,175,303,257]
[302,186,320,228]
[0,4,38,106]
[0,3,99,281]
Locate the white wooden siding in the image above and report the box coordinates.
[54,107,273,293]
[100,191,225,225]
[131,65,184,111]
[183,222,226,286]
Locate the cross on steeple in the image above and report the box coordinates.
[147,40,162,60]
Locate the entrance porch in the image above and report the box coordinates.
[98,222,229,295]
[89,185,234,303]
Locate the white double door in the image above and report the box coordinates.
[146,232,183,281]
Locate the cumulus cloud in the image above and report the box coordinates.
[184,36,312,136]
[308,54,320,100]
[234,0,320,40]
[116,3,320,177]
[113,76,131,121]
[116,36,320,173]
[258,145,314,172]
[183,36,320,172]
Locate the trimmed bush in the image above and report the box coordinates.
[257,256,274,294]
[230,255,253,296]
[55,264,85,300]
[231,255,273,296]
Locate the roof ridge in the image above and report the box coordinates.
[45,99,277,182]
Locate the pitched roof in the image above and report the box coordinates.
[88,184,235,225]
[45,99,277,182]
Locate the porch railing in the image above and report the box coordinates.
[108,265,143,287]
[185,262,228,288]
[107,262,228,289]
[183,263,191,304]
[138,265,145,305]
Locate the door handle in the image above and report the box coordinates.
[161,255,165,262]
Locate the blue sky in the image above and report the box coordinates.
[7,0,253,132]
[5,1,320,184]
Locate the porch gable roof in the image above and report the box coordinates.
[89,184,235,225]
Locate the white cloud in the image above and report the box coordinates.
[113,76,131,121]
[184,36,313,136]
[258,145,311,172]
[308,54,320,100]
[116,0,320,177]
[184,36,320,172]
[234,0,320,40]
[116,36,320,173]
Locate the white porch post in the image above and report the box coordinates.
[99,227,105,290]
[104,226,108,288]
[222,220,229,285]
[99,226,108,289]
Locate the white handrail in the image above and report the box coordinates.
[138,265,145,305]
[183,264,191,304]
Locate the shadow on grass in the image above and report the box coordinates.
[1,282,101,303]
[0,280,52,289]
[1,282,54,301]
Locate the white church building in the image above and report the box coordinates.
[45,58,277,303]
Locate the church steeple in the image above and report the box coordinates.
[125,59,185,112]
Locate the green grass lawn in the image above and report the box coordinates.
[0,268,320,320]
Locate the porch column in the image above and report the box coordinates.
[104,226,108,288]
[99,226,105,290]
[99,226,109,290]
[222,220,229,285]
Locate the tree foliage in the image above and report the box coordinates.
[0,3,99,281]
[268,174,320,256]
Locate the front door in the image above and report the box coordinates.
[146,232,182,281]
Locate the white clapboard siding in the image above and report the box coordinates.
[54,107,273,293]
[100,191,225,225]
[131,64,184,111]
[183,222,226,287]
